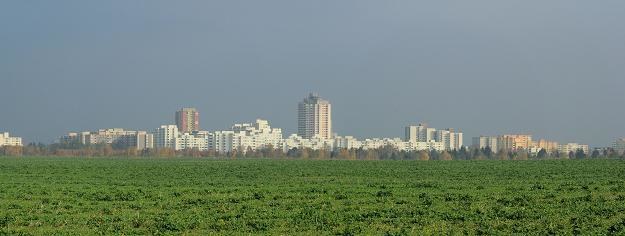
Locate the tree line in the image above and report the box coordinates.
[1,142,624,160]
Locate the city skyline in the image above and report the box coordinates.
[2,1,624,146]
[4,94,620,157]
[0,92,621,148]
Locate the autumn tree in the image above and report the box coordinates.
[514,150,529,160]
[496,149,509,160]
[337,148,350,160]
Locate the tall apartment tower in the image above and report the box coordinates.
[298,93,332,139]
[405,124,437,142]
[175,108,199,133]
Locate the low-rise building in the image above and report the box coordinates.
[558,143,590,155]
[534,139,559,153]
[0,132,23,147]
[175,131,209,151]
[60,129,152,150]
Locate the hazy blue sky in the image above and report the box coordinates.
[1,1,624,146]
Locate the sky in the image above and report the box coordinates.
[1,1,624,146]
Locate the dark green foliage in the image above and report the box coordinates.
[0,158,624,234]
[537,148,548,159]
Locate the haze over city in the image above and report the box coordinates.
[1,1,624,146]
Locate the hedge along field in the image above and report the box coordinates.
[0,158,625,235]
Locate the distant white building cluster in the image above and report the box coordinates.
[149,120,453,153]
[60,129,153,150]
[0,132,22,147]
[56,94,459,153]
[472,134,590,154]
[51,93,607,155]
[404,124,463,151]
[149,119,448,153]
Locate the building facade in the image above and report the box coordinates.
[558,143,590,155]
[472,136,498,152]
[534,139,559,153]
[405,124,462,150]
[136,131,154,150]
[59,129,151,150]
[614,138,625,155]
[175,131,210,151]
[210,119,284,154]
[298,93,332,139]
[498,135,533,151]
[175,108,200,133]
[0,132,23,147]
[154,125,179,149]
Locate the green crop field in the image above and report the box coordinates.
[1,158,624,235]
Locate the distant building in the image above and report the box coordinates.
[498,134,532,151]
[231,119,283,152]
[334,136,361,150]
[175,131,210,151]
[472,136,498,152]
[405,124,462,150]
[154,125,179,149]
[83,128,137,146]
[59,129,152,150]
[175,108,200,133]
[558,143,589,155]
[0,132,23,147]
[212,131,237,154]
[211,119,283,153]
[283,134,334,151]
[405,124,427,142]
[612,138,625,155]
[298,93,332,139]
[136,131,154,150]
[436,128,463,151]
[534,139,559,153]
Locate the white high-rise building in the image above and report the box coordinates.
[154,125,179,148]
[472,136,498,151]
[298,93,332,139]
[212,131,238,154]
[136,131,153,150]
[614,138,625,155]
[435,129,462,151]
[0,132,22,147]
[453,132,464,150]
[405,124,428,142]
[426,128,437,142]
